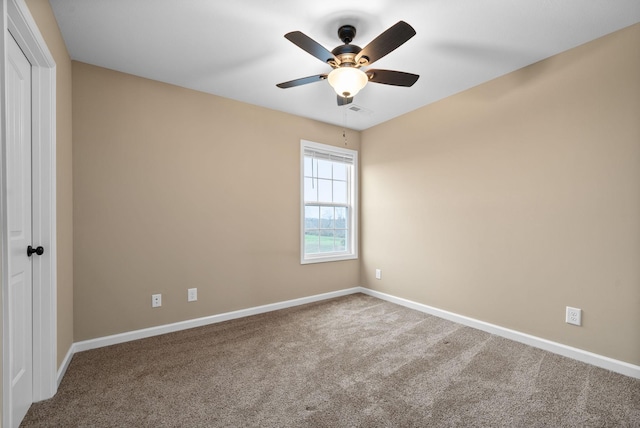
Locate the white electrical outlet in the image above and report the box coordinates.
[152,294,162,308]
[566,306,582,326]
[375,269,382,280]
[188,288,197,302]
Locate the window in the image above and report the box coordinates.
[301,140,358,264]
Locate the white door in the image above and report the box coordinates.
[6,31,34,428]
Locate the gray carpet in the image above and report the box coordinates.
[21,293,640,427]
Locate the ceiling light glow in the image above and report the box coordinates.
[327,67,368,98]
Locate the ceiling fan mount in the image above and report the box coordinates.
[337,25,357,45]
[277,21,420,106]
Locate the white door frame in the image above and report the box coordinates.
[1,0,57,422]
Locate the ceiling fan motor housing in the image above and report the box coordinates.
[331,44,362,67]
[332,25,366,67]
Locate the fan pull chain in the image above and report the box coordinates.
[343,108,348,146]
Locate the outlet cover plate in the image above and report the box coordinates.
[566,306,582,326]
[375,269,382,280]
[188,288,197,302]
[152,293,162,308]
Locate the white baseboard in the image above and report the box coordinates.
[359,288,640,380]
[58,286,639,385]
[72,287,362,355]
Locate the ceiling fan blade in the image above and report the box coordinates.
[285,31,338,64]
[355,21,416,66]
[337,95,353,106]
[276,74,327,89]
[367,69,419,87]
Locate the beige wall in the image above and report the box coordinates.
[361,23,640,365]
[72,62,360,341]
[24,0,74,368]
[15,1,639,372]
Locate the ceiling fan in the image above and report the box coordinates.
[276,21,419,106]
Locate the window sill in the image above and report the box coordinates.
[301,254,358,264]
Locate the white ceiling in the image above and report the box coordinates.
[50,0,640,131]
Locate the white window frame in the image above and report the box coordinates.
[300,140,358,264]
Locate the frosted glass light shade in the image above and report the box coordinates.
[327,67,368,97]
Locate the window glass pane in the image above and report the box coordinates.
[317,159,332,179]
[305,231,319,254]
[319,230,334,252]
[333,163,347,181]
[333,181,347,204]
[304,206,319,230]
[304,178,317,202]
[318,179,332,202]
[320,206,334,229]
[301,141,357,263]
[335,229,347,251]
[335,207,347,228]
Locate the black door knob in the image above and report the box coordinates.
[27,245,44,257]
